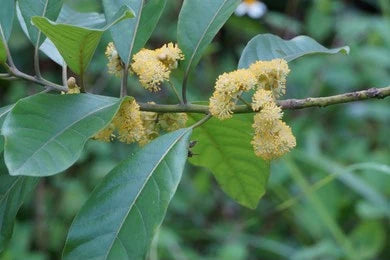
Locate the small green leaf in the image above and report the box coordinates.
[103,0,167,65]
[3,94,122,177]
[0,154,38,253]
[188,114,270,209]
[18,0,63,46]
[63,129,192,260]
[31,6,134,74]
[238,34,350,68]
[0,0,15,41]
[178,0,240,77]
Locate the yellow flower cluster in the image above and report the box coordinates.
[249,59,290,98]
[62,77,80,94]
[131,43,184,92]
[94,99,188,146]
[105,42,124,77]
[209,69,257,119]
[251,89,296,160]
[208,58,295,160]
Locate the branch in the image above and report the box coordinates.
[138,86,390,114]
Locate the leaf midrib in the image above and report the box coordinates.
[183,0,229,75]
[125,0,144,66]
[103,129,190,259]
[10,101,117,174]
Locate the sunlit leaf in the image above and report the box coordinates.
[188,114,270,209]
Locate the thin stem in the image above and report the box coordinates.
[0,26,15,68]
[182,75,189,104]
[4,63,68,92]
[190,114,212,129]
[120,66,128,97]
[62,63,68,87]
[138,85,390,114]
[168,81,183,104]
[79,73,86,92]
[34,37,42,78]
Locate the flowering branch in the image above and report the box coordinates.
[138,85,390,113]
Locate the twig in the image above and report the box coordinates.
[62,63,68,87]
[139,86,390,113]
[120,66,128,97]
[167,81,184,104]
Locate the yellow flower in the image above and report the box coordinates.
[251,89,274,111]
[131,43,184,92]
[209,69,257,119]
[139,110,160,146]
[249,59,290,97]
[251,119,296,160]
[112,99,145,144]
[158,113,188,132]
[105,42,123,77]
[156,43,184,69]
[93,123,115,142]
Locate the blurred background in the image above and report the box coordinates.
[0,0,389,259]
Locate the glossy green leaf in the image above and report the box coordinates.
[3,94,122,177]
[178,0,240,77]
[238,34,350,68]
[18,0,63,46]
[31,6,134,74]
[188,114,270,209]
[63,129,192,260]
[103,0,167,65]
[0,154,39,253]
[0,0,15,41]
[17,4,106,66]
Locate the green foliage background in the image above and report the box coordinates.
[0,0,389,259]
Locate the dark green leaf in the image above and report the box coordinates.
[0,0,15,41]
[178,0,240,77]
[188,114,270,209]
[18,0,63,46]
[0,105,13,152]
[0,154,38,253]
[0,40,6,64]
[31,6,134,74]
[103,0,167,65]
[238,34,350,68]
[63,129,192,260]
[3,94,122,177]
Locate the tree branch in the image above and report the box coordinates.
[138,86,390,114]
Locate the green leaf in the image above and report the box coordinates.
[238,34,350,68]
[0,0,15,41]
[103,0,167,65]
[188,114,270,209]
[0,105,13,152]
[18,0,63,46]
[0,40,6,64]
[31,6,134,74]
[0,154,38,253]
[178,0,240,77]
[63,129,192,260]
[17,4,107,66]
[3,94,122,177]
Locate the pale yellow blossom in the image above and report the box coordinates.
[159,113,188,132]
[249,59,290,97]
[105,42,123,77]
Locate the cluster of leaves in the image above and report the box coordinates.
[0,0,364,258]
